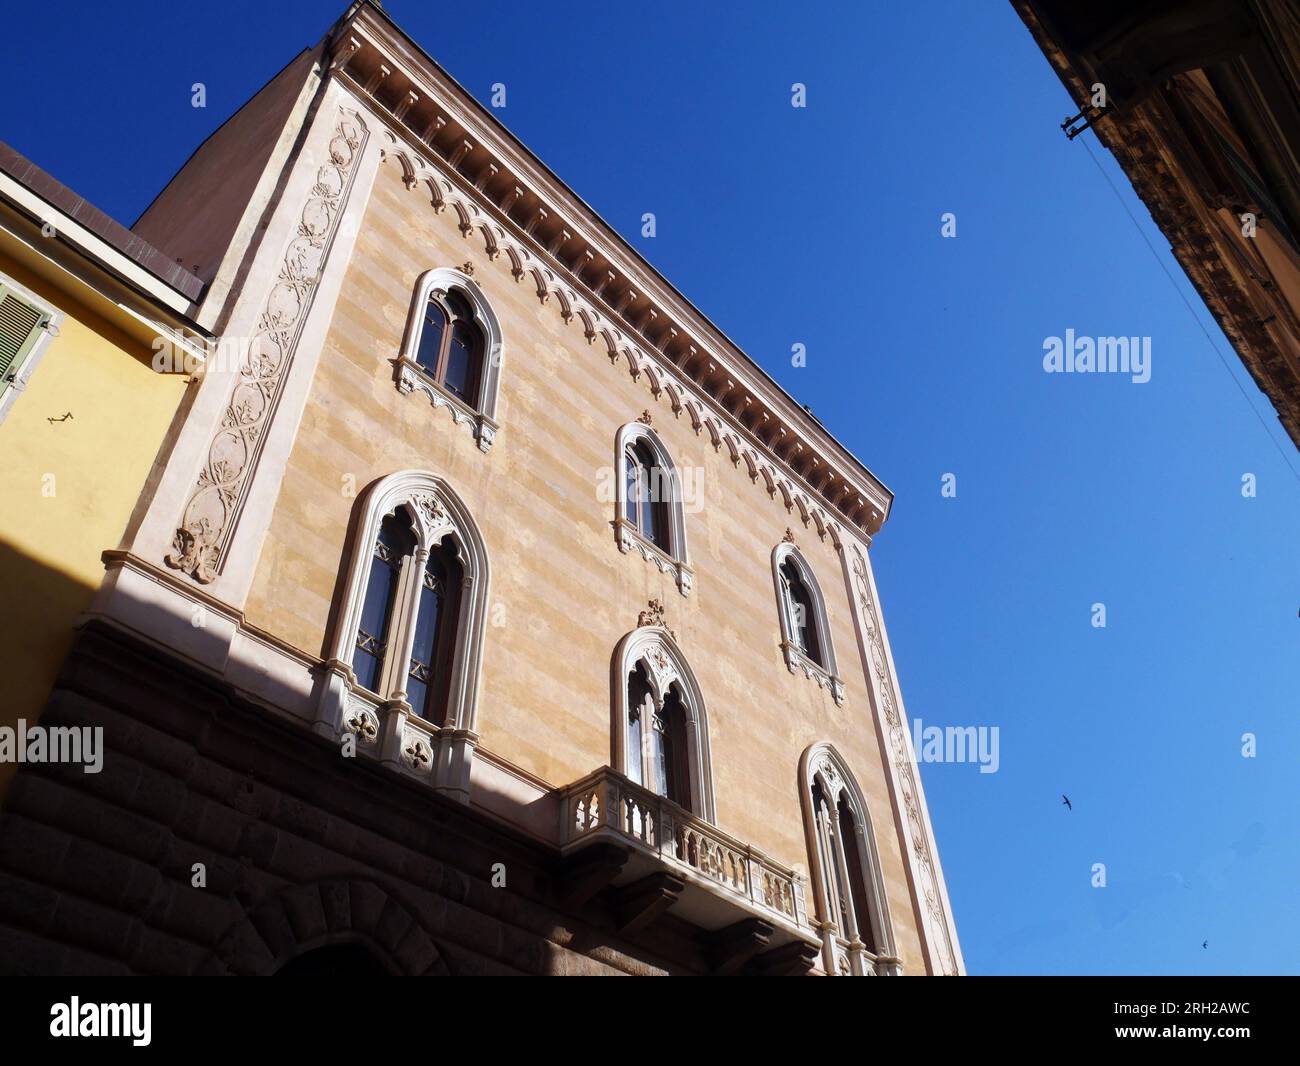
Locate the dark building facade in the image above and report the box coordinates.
[1015,0,1300,450]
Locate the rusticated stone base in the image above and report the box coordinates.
[0,621,815,976]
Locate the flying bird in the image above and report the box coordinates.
[1061,794,1072,811]
[1202,940,1208,950]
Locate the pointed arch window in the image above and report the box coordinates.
[414,289,482,406]
[348,513,466,725]
[352,510,415,693]
[321,471,491,801]
[405,538,463,720]
[781,558,823,665]
[624,440,669,550]
[614,422,693,595]
[772,541,843,703]
[612,627,714,821]
[397,268,504,452]
[800,744,898,976]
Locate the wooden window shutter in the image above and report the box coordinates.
[0,283,49,387]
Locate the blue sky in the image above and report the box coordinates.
[5,0,1296,975]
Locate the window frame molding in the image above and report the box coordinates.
[0,272,63,427]
[799,742,898,976]
[613,421,693,596]
[771,541,844,704]
[395,267,503,452]
[315,469,491,802]
[610,625,715,823]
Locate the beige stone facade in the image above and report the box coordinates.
[244,158,928,962]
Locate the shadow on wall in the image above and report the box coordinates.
[0,534,748,976]
[0,569,640,976]
[0,538,97,805]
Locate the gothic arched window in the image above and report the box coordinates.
[405,537,463,722]
[397,268,504,452]
[624,440,669,551]
[352,509,415,693]
[772,541,843,704]
[781,558,823,665]
[612,626,713,820]
[800,744,897,975]
[321,471,491,801]
[349,511,466,725]
[614,422,692,595]
[415,289,483,406]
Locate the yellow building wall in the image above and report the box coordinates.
[0,254,187,800]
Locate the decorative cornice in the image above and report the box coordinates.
[323,4,893,539]
[1012,0,1300,450]
[99,549,321,667]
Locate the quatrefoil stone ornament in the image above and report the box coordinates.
[402,737,432,770]
[411,493,448,532]
[345,708,379,743]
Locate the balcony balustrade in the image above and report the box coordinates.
[557,767,819,972]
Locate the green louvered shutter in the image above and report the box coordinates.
[0,284,48,388]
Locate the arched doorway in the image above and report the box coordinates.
[274,940,392,976]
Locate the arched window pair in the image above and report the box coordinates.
[623,440,670,551]
[772,541,844,704]
[397,269,504,452]
[413,287,482,406]
[800,744,897,975]
[351,505,463,723]
[626,662,692,802]
[319,471,490,799]
[612,626,714,821]
[614,423,693,595]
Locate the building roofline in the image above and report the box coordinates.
[328,1,893,535]
[0,141,205,304]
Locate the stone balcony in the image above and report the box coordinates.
[556,767,821,974]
